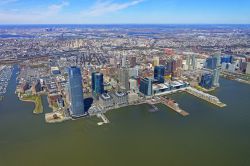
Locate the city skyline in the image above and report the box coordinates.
[0,0,250,24]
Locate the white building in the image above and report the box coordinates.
[99,93,114,110]
[112,92,128,107]
[246,62,250,74]
[129,78,138,92]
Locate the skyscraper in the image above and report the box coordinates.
[212,69,220,87]
[121,55,127,68]
[152,57,160,67]
[206,57,217,70]
[154,66,165,83]
[139,78,153,96]
[130,57,137,67]
[68,67,86,118]
[92,72,104,97]
[199,73,213,89]
[118,67,130,91]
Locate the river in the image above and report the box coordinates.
[0,66,250,166]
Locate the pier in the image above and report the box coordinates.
[160,97,189,116]
[97,113,110,126]
[185,87,226,107]
[147,98,189,116]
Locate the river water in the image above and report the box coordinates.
[0,66,250,166]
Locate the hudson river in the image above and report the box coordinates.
[0,66,250,166]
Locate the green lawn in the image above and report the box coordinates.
[21,95,43,114]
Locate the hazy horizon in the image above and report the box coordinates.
[0,0,250,24]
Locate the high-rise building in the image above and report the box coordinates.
[186,54,196,70]
[246,62,250,74]
[31,80,42,94]
[118,67,129,91]
[154,66,165,83]
[206,57,218,70]
[191,54,197,70]
[199,73,213,89]
[92,72,104,97]
[152,57,160,66]
[221,55,233,64]
[130,57,137,67]
[139,78,153,96]
[212,69,220,87]
[121,55,127,68]
[129,78,138,92]
[129,67,139,78]
[68,67,86,118]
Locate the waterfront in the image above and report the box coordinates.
[0,67,250,166]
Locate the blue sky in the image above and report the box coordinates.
[0,0,250,24]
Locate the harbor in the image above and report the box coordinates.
[0,65,13,101]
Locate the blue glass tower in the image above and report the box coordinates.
[139,78,153,96]
[154,66,165,83]
[221,55,233,64]
[206,57,217,69]
[68,67,86,118]
[92,72,104,97]
[199,73,213,89]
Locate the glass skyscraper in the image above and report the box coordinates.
[92,72,104,97]
[199,73,213,89]
[68,67,86,118]
[154,66,165,83]
[139,78,153,96]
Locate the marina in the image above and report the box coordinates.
[0,65,13,100]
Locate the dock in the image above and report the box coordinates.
[97,113,110,126]
[160,97,189,116]
[147,98,189,116]
[185,87,226,108]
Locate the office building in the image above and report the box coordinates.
[31,80,42,94]
[212,69,220,87]
[68,67,86,118]
[112,92,128,107]
[199,73,213,89]
[154,66,165,83]
[121,55,127,68]
[206,57,218,70]
[130,57,137,67]
[129,78,138,92]
[152,57,160,66]
[118,67,130,91]
[99,93,114,110]
[92,72,104,97]
[246,62,250,74]
[221,55,233,64]
[139,78,153,96]
[129,67,139,78]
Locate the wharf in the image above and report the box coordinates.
[147,98,189,116]
[97,113,110,126]
[185,87,226,108]
[160,97,189,116]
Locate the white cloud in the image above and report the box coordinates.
[83,0,144,16]
[47,1,69,14]
[0,1,69,23]
[0,0,18,5]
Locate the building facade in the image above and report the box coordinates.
[154,65,165,83]
[139,78,153,96]
[199,73,213,89]
[92,72,104,97]
[68,67,86,118]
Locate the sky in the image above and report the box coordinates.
[0,0,250,24]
